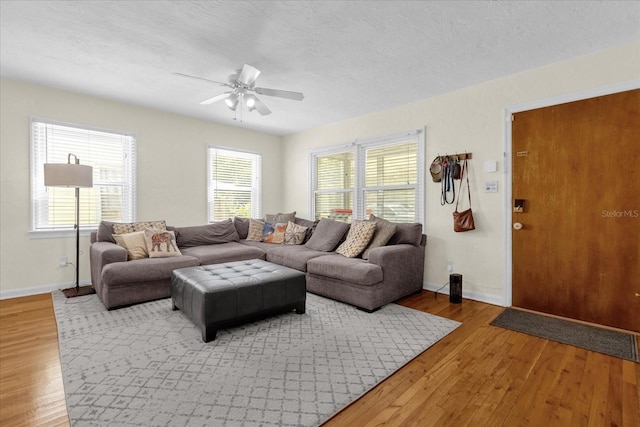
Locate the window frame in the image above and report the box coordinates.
[309,129,425,223]
[206,145,262,222]
[29,117,137,238]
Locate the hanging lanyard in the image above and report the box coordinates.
[441,156,456,205]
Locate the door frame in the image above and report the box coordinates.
[502,79,640,307]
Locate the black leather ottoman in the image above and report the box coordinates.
[171,259,306,342]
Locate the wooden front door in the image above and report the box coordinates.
[511,89,640,333]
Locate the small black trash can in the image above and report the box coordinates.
[449,273,462,304]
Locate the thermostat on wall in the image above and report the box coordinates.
[484,181,498,193]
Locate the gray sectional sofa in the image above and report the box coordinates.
[90,216,426,311]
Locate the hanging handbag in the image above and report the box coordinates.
[453,159,475,232]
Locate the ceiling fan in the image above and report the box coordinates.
[175,64,304,116]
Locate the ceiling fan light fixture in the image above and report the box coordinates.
[245,94,257,109]
[225,93,239,110]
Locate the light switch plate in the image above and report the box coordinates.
[484,180,498,193]
[484,160,498,173]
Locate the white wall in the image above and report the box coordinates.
[281,42,640,305]
[2,42,638,301]
[0,79,282,297]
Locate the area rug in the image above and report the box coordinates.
[491,308,639,362]
[53,291,460,426]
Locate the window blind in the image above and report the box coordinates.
[31,119,136,231]
[311,130,424,223]
[207,147,261,221]
[361,140,418,223]
[313,151,354,221]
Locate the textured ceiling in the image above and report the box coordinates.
[1,1,639,135]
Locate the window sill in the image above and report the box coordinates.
[29,228,97,239]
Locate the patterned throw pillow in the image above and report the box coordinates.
[246,219,265,241]
[263,223,287,244]
[284,221,308,245]
[112,220,166,235]
[144,228,181,258]
[113,231,149,260]
[335,220,377,258]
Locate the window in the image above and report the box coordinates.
[207,147,261,221]
[31,118,136,233]
[312,151,355,221]
[311,129,424,223]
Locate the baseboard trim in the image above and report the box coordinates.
[0,280,91,300]
[423,282,505,307]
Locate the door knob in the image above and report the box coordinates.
[636,293,640,297]
[513,222,523,230]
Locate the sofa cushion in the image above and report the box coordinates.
[307,254,383,286]
[362,216,397,260]
[284,221,307,245]
[263,244,327,272]
[376,215,422,246]
[144,229,181,258]
[335,220,377,258]
[304,218,350,252]
[113,231,148,260]
[265,211,296,224]
[101,255,200,285]
[180,242,265,265]
[175,219,239,247]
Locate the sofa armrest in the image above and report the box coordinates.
[367,241,425,296]
[368,243,418,267]
[90,242,127,295]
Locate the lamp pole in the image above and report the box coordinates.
[74,156,80,293]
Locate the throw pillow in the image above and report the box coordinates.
[233,216,250,239]
[385,219,423,245]
[113,231,149,260]
[361,216,397,260]
[174,219,239,247]
[144,228,181,258]
[263,222,287,244]
[264,211,296,224]
[284,221,308,245]
[97,220,117,243]
[336,220,377,258]
[246,219,265,241]
[304,218,350,252]
[295,217,318,243]
[112,220,167,235]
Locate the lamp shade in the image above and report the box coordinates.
[44,163,93,188]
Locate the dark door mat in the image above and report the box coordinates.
[491,308,639,362]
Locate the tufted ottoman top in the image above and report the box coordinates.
[171,259,307,342]
[175,259,303,289]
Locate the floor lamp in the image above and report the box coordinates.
[44,153,96,298]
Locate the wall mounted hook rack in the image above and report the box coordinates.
[438,152,472,162]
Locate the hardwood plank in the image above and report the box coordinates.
[0,294,69,427]
[0,291,638,427]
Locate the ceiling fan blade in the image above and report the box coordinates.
[253,87,304,101]
[173,72,233,88]
[199,92,231,105]
[253,96,272,115]
[237,64,261,87]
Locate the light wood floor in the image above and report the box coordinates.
[1,291,638,426]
